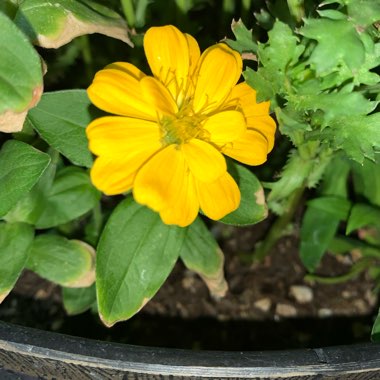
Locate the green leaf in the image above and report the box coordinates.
[27,235,95,287]
[0,222,34,303]
[371,308,380,342]
[352,157,380,207]
[34,166,101,229]
[300,18,365,75]
[327,113,380,163]
[225,19,257,54]
[293,91,376,124]
[300,206,340,272]
[97,197,186,326]
[307,196,351,220]
[246,20,304,102]
[346,0,380,27]
[220,162,267,226]
[0,140,50,218]
[27,90,94,168]
[14,0,132,48]
[62,284,96,315]
[346,203,380,234]
[319,155,351,197]
[180,217,227,297]
[0,11,43,132]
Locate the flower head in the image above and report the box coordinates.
[86,25,276,227]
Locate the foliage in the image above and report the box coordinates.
[1,0,380,341]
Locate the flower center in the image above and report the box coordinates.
[159,104,209,146]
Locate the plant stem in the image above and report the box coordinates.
[253,184,305,262]
[121,0,135,28]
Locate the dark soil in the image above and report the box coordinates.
[0,218,377,350]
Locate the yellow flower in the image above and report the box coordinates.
[86,25,276,227]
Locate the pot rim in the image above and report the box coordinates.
[1,321,380,379]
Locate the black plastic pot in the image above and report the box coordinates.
[1,321,380,379]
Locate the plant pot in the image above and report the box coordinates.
[1,321,380,379]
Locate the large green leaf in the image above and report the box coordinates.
[0,11,43,132]
[0,140,50,218]
[97,197,186,326]
[0,222,34,302]
[220,162,267,226]
[27,90,94,168]
[300,18,365,75]
[180,217,227,297]
[300,206,341,272]
[306,196,351,220]
[346,203,380,234]
[14,0,132,48]
[27,235,95,287]
[35,166,101,229]
[225,19,257,54]
[352,157,380,207]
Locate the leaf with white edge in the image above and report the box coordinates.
[225,19,257,56]
[14,0,133,48]
[97,197,186,327]
[0,140,50,218]
[0,222,34,303]
[180,217,227,298]
[27,235,95,287]
[28,90,95,168]
[0,11,43,132]
[300,205,340,272]
[35,166,101,229]
[300,18,365,75]
[346,203,380,234]
[62,284,96,315]
[221,162,267,226]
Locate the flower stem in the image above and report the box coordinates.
[253,183,305,262]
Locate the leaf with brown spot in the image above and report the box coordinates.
[180,218,228,298]
[0,12,43,133]
[14,0,133,49]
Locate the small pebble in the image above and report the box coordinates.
[318,308,333,318]
[275,303,297,317]
[254,298,272,313]
[289,285,313,304]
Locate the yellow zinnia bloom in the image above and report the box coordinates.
[86,25,276,227]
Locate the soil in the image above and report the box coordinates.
[0,217,378,351]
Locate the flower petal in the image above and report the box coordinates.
[222,129,269,165]
[246,116,276,153]
[133,144,188,212]
[203,110,246,145]
[185,33,200,77]
[182,139,226,182]
[86,116,161,157]
[87,63,157,120]
[193,43,242,114]
[91,147,158,195]
[159,172,199,227]
[230,82,271,117]
[144,25,190,101]
[229,82,276,151]
[140,76,178,115]
[197,172,240,220]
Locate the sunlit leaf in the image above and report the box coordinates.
[0,11,43,132]
[14,0,132,48]
[97,197,186,326]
